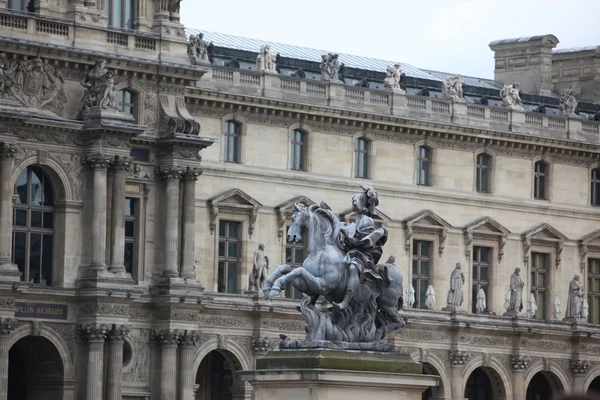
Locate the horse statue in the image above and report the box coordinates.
[264,185,405,345]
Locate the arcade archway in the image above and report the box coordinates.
[588,376,600,395]
[8,335,64,400]
[422,362,447,400]
[195,350,238,400]
[465,367,507,400]
[525,370,565,400]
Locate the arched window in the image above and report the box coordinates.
[223,121,241,163]
[290,129,307,171]
[354,138,369,179]
[533,161,548,200]
[12,166,55,286]
[416,145,431,186]
[117,89,136,118]
[476,153,491,193]
[107,0,134,29]
[591,168,600,206]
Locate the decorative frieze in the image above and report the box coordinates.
[79,303,130,316]
[395,329,450,342]
[47,323,76,361]
[80,323,110,342]
[449,350,470,366]
[0,298,15,310]
[521,339,571,353]
[154,309,201,322]
[199,315,253,328]
[570,360,591,375]
[511,355,531,371]
[123,329,151,383]
[260,318,305,332]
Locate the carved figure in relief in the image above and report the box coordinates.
[504,267,524,316]
[442,74,465,102]
[406,283,415,308]
[565,274,585,320]
[249,243,269,292]
[553,296,561,319]
[188,33,211,65]
[80,59,117,112]
[559,89,578,117]
[383,63,405,93]
[256,45,277,73]
[320,53,341,82]
[475,287,486,314]
[500,82,524,111]
[263,185,405,346]
[443,263,464,311]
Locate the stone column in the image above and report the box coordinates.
[155,329,179,400]
[81,324,110,400]
[571,360,591,394]
[0,318,17,400]
[448,350,469,400]
[231,382,253,400]
[85,154,113,271]
[0,143,20,278]
[179,330,200,400]
[106,325,130,400]
[109,156,132,274]
[510,355,530,400]
[158,167,183,278]
[180,168,201,280]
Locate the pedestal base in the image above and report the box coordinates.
[0,262,22,282]
[240,349,438,400]
[75,266,135,288]
[150,277,205,296]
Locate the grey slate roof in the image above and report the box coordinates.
[186,28,501,91]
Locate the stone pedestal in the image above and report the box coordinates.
[240,349,438,400]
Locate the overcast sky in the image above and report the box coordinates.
[181,0,600,80]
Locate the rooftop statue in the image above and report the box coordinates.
[500,82,524,111]
[320,53,341,82]
[188,33,211,65]
[263,185,405,349]
[559,89,578,117]
[80,59,117,113]
[383,63,405,94]
[442,74,465,102]
[256,45,277,73]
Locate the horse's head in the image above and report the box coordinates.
[287,203,308,243]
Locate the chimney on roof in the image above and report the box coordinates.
[489,35,559,97]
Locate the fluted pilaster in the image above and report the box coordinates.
[81,323,110,400]
[180,168,201,280]
[0,144,20,277]
[0,318,17,400]
[155,329,180,400]
[179,330,201,400]
[109,156,132,274]
[157,166,184,278]
[85,154,113,270]
[106,324,130,400]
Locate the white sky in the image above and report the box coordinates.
[181,0,600,80]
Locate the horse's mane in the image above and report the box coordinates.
[309,204,345,250]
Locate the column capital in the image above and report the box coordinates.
[179,330,202,348]
[570,359,591,375]
[448,350,470,366]
[0,317,17,337]
[111,155,133,172]
[157,165,185,180]
[107,324,131,342]
[153,329,181,346]
[182,167,202,182]
[84,153,113,170]
[0,142,17,159]
[510,355,531,371]
[80,323,110,342]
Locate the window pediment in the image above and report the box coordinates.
[274,196,315,239]
[578,229,600,273]
[207,189,262,238]
[338,208,391,225]
[402,210,451,255]
[464,217,510,263]
[522,223,567,268]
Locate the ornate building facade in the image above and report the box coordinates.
[0,2,600,400]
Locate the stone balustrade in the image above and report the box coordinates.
[197,66,600,143]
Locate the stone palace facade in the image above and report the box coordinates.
[0,1,599,399]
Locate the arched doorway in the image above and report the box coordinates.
[422,362,446,400]
[588,376,600,395]
[195,350,235,400]
[465,368,494,400]
[8,336,64,400]
[526,371,564,399]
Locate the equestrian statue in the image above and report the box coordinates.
[263,185,405,348]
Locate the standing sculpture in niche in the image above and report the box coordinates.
[564,274,585,321]
[443,263,465,312]
[383,63,405,93]
[500,82,524,111]
[249,243,269,292]
[80,59,117,113]
[256,45,277,73]
[559,89,578,117]
[263,185,405,349]
[188,33,211,65]
[320,53,341,82]
[442,75,465,102]
[504,267,524,316]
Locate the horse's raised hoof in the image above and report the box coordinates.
[262,289,270,300]
[331,301,347,311]
[268,288,281,299]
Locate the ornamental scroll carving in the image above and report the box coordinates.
[449,350,470,366]
[123,329,151,383]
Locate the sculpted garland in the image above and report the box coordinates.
[263,185,405,349]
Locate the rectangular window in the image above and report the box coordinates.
[354,138,369,179]
[290,130,306,171]
[591,169,600,206]
[534,161,547,200]
[124,197,138,275]
[476,154,490,193]
[472,246,491,313]
[107,0,134,29]
[530,252,548,320]
[130,148,150,162]
[412,240,431,309]
[416,146,430,186]
[588,258,600,324]
[223,121,241,163]
[285,226,308,299]
[218,220,240,293]
[7,0,29,11]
